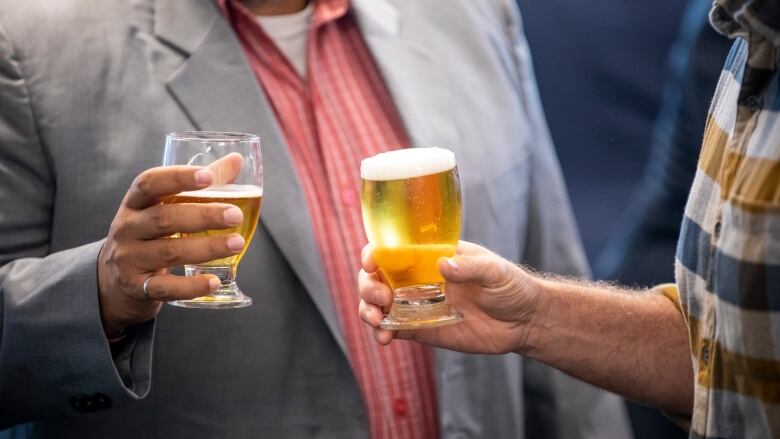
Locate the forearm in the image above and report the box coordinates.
[521,279,693,415]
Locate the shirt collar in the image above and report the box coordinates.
[313,0,350,25]
[711,0,780,46]
[216,0,350,26]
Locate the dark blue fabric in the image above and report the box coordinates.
[0,425,28,439]
[516,0,731,437]
[594,0,734,287]
[516,0,689,265]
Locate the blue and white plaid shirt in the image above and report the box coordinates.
[662,1,780,437]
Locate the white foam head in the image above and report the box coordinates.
[179,184,263,198]
[360,147,456,181]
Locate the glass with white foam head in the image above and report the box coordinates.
[162,131,263,309]
[360,147,463,329]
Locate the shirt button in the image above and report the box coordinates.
[94,393,112,410]
[713,221,722,238]
[341,189,357,206]
[82,395,96,412]
[701,344,711,366]
[392,398,408,418]
[746,95,762,112]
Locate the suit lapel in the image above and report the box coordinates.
[152,0,346,353]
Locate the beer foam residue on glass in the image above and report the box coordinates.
[360,147,456,181]
[179,184,263,198]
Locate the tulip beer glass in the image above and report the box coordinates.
[360,147,463,329]
[163,131,263,309]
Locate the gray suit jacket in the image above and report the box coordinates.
[0,0,632,437]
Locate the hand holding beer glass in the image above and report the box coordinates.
[360,147,463,329]
[163,131,263,309]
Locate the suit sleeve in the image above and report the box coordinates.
[500,2,634,438]
[0,21,153,428]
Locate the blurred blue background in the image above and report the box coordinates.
[515,0,687,267]
[515,0,731,438]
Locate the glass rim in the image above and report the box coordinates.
[166,131,260,143]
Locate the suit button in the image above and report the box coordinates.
[70,396,86,413]
[82,395,96,412]
[94,393,112,410]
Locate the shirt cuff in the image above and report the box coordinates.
[651,283,684,314]
[650,283,693,430]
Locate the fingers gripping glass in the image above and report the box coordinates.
[162,131,263,309]
[360,147,463,329]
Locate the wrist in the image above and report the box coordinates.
[512,275,555,356]
[106,327,128,343]
[102,314,127,340]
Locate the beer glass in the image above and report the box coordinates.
[162,131,263,309]
[360,147,463,329]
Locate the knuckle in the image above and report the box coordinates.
[111,220,130,241]
[99,241,118,266]
[109,211,134,240]
[193,279,211,296]
[484,258,507,286]
[376,290,391,307]
[150,207,174,232]
[147,280,166,300]
[211,236,228,257]
[177,168,193,186]
[117,273,136,295]
[196,276,210,291]
[201,204,219,225]
[160,240,180,266]
[364,287,379,304]
[112,246,132,267]
[133,171,154,197]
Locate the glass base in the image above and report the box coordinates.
[380,284,462,330]
[168,292,252,309]
[168,265,252,309]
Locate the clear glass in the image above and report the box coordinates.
[360,149,463,329]
[162,131,263,309]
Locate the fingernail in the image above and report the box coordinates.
[223,207,243,225]
[226,234,245,252]
[195,169,213,185]
[446,258,459,271]
[208,277,221,291]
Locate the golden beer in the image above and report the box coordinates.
[164,184,263,267]
[361,147,463,329]
[162,184,262,307]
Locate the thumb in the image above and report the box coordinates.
[208,152,244,185]
[438,254,510,287]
